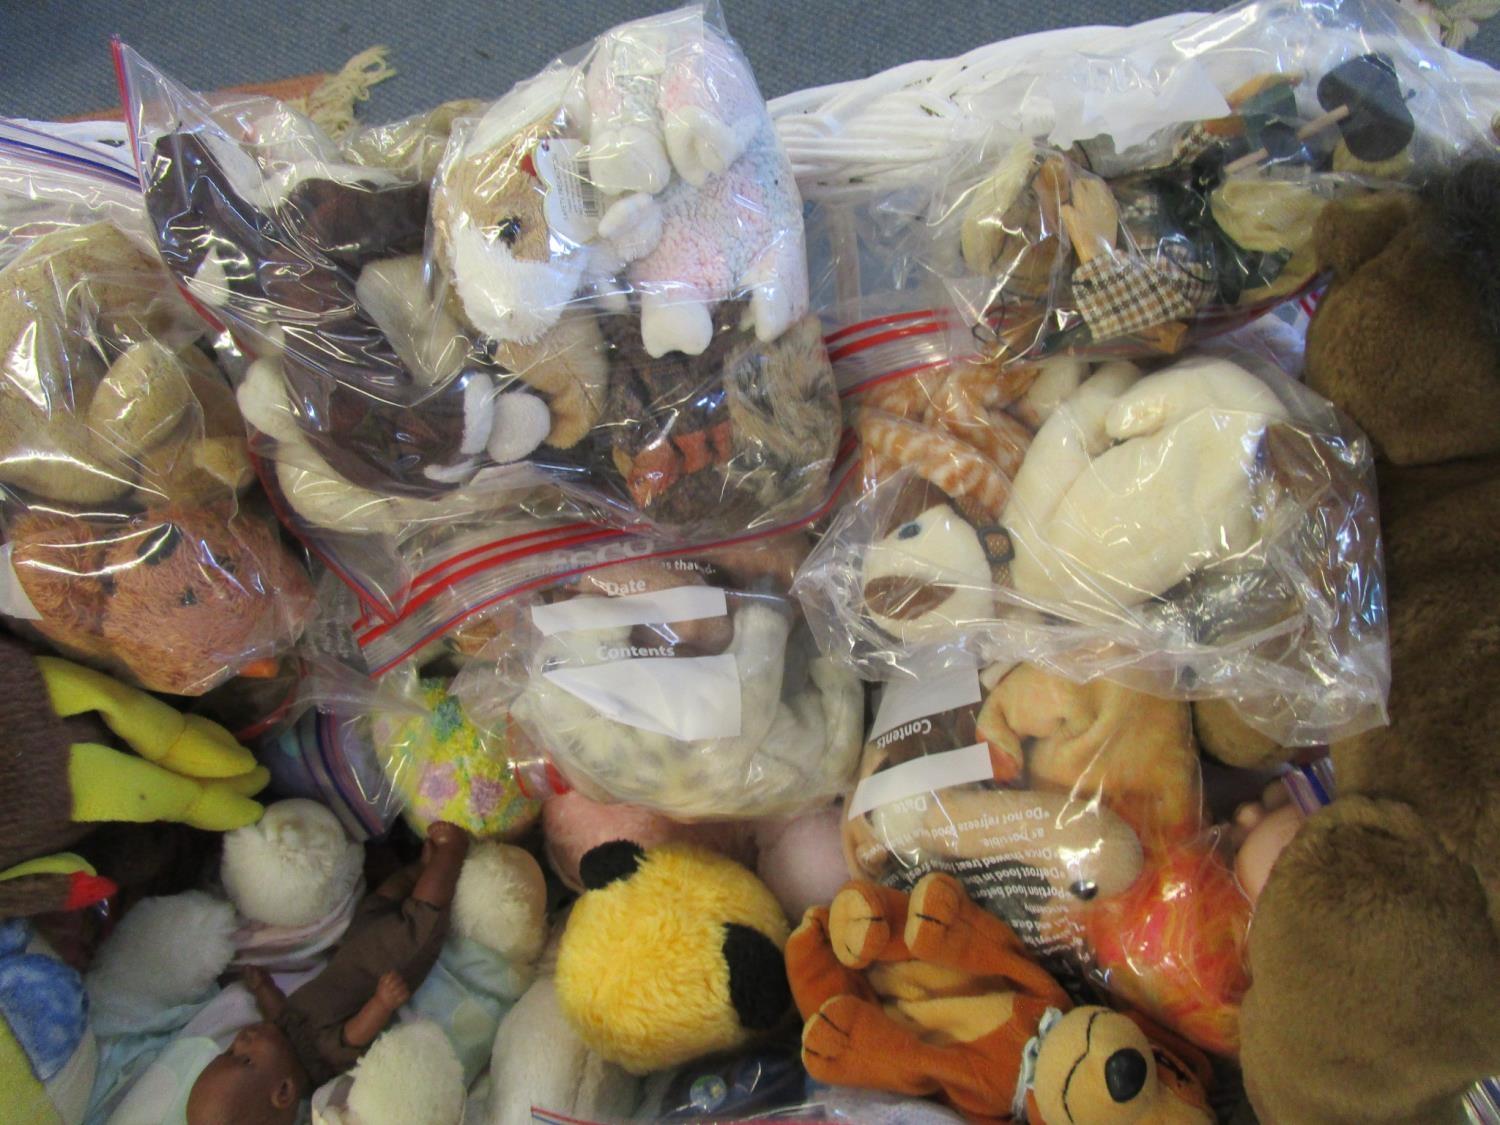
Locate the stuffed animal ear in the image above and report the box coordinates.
[579,840,646,891]
[722,922,791,1031]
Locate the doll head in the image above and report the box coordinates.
[187,1022,309,1125]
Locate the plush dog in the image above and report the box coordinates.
[786,873,1214,1124]
[1228,158,1500,1123]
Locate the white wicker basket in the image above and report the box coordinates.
[770,5,1500,204]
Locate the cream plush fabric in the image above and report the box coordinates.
[1005,355,1288,613]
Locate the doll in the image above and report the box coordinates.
[185,823,470,1123]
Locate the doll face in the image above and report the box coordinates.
[187,1022,304,1125]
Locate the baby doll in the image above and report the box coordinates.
[185,823,470,1124]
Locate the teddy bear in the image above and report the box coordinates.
[5,498,314,696]
[0,632,267,919]
[1215,157,1500,1124]
[786,872,1216,1124]
[0,220,253,507]
[843,659,1253,1057]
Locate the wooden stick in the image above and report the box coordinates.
[1225,103,1352,174]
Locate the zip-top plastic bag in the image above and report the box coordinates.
[794,309,1388,746]
[841,650,1270,1057]
[789,0,1493,366]
[0,119,313,695]
[447,523,865,820]
[115,4,839,572]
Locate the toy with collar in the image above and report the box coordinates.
[0,632,266,919]
[786,873,1213,1124]
[555,842,793,1074]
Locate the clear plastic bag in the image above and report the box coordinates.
[115,4,839,570]
[790,0,1494,365]
[794,316,1389,746]
[450,526,865,820]
[842,652,1253,1056]
[0,122,313,695]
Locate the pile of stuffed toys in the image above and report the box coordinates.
[2,3,1499,1124]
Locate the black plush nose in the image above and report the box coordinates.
[1105,1048,1148,1103]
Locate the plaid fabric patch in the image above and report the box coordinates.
[1071,245,1214,341]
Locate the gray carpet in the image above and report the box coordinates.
[4,0,1498,123]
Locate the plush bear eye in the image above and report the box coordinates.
[493,217,521,247]
[896,521,921,540]
[1069,880,1099,901]
[180,588,198,607]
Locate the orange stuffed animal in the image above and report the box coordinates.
[787,873,1214,1124]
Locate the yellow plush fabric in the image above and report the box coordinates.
[38,657,259,780]
[67,741,264,831]
[555,845,788,1075]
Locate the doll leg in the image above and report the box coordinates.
[905,873,1069,1008]
[785,906,878,1020]
[68,741,264,831]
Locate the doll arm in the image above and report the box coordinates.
[37,656,262,782]
[341,971,410,1049]
[242,966,288,1021]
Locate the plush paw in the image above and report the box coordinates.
[183,782,265,832]
[665,107,742,186]
[640,290,714,357]
[828,884,894,969]
[598,192,663,263]
[163,714,260,781]
[589,125,670,196]
[802,995,858,1069]
[904,872,968,959]
[487,392,552,463]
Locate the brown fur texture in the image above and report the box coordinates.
[9,503,314,696]
[1238,162,1500,1124]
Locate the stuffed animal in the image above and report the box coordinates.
[786,873,1214,1124]
[5,499,314,696]
[1226,158,1500,1123]
[370,677,540,841]
[435,12,806,360]
[0,221,252,507]
[555,842,792,1074]
[0,633,266,919]
[0,918,97,1125]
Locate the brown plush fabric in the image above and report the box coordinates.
[1239,166,1500,1124]
[277,867,450,1086]
[0,633,101,872]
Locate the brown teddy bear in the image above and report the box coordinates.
[6,502,314,696]
[1215,157,1500,1123]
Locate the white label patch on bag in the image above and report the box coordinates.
[533,137,601,246]
[0,543,42,620]
[530,586,728,635]
[848,742,994,820]
[544,654,741,740]
[868,650,981,741]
